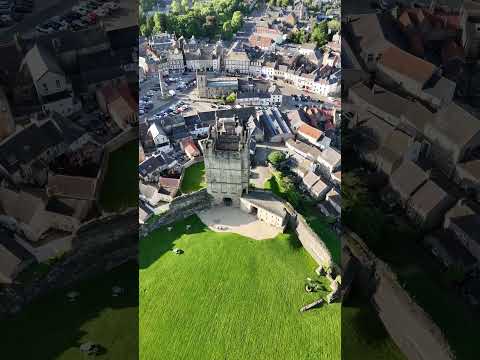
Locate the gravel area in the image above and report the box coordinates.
[197,206,281,240]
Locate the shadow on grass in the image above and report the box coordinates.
[139,215,209,269]
[342,282,392,345]
[285,226,304,250]
[0,262,138,360]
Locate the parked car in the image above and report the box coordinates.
[102,1,118,10]
[51,16,69,27]
[0,14,13,25]
[72,6,89,15]
[36,23,55,33]
[81,13,96,24]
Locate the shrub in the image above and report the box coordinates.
[267,151,286,167]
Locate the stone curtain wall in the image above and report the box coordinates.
[96,127,138,207]
[293,213,333,268]
[178,156,204,187]
[140,189,213,235]
[345,230,455,360]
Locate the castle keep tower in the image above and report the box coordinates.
[201,116,250,206]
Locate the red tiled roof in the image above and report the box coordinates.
[158,177,180,189]
[249,34,274,48]
[379,46,436,84]
[180,138,200,157]
[298,123,323,141]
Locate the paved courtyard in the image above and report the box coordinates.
[197,206,281,240]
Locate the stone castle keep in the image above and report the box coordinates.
[201,116,250,206]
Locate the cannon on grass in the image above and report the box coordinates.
[304,277,323,293]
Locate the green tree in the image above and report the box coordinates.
[231,10,243,31]
[311,21,328,47]
[181,0,190,12]
[225,92,237,103]
[170,0,182,14]
[267,151,286,167]
[281,0,290,7]
[327,19,340,33]
[153,12,168,34]
[342,172,368,212]
[222,20,233,39]
[140,23,148,37]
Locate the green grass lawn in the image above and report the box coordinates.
[342,285,406,360]
[99,140,138,212]
[0,263,138,360]
[140,215,341,360]
[180,162,206,194]
[264,175,341,265]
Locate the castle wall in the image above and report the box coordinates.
[346,230,455,360]
[292,212,333,267]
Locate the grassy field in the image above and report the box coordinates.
[342,285,407,360]
[344,175,480,360]
[180,161,206,194]
[0,263,138,360]
[99,140,138,212]
[140,215,341,360]
[264,175,341,265]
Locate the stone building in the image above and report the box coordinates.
[240,191,288,229]
[196,71,238,99]
[461,0,480,59]
[201,116,251,206]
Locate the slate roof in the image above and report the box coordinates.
[242,190,287,218]
[0,120,63,173]
[23,44,64,82]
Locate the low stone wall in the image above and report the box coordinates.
[292,213,333,268]
[345,229,455,360]
[140,189,212,235]
[178,157,204,189]
[104,127,138,153]
[95,128,138,210]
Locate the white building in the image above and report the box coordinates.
[22,45,81,116]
